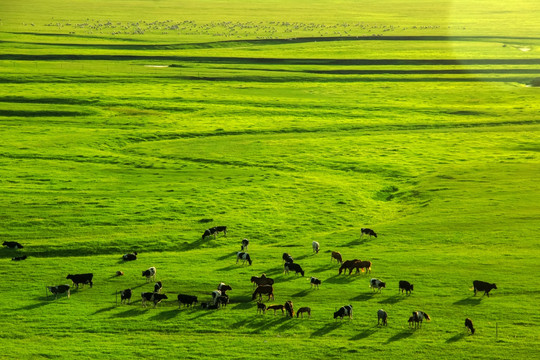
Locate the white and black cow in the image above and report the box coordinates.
[3,241,23,249]
[211,290,222,305]
[177,294,198,307]
[121,289,132,304]
[310,277,321,289]
[236,252,252,266]
[334,304,353,320]
[241,238,249,251]
[282,253,294,263]
[377,309,388,326]
[122,252,137,261]
[312,241,320,254]
[141,292,168,308]
[202,226,227,239]
[361,228,377,238]
[399,280,414,295]
[47,284,71,299]
[370,278,386,292]
[473,280,497,297]
[284,262,304,276]
[66,273,93,288]
[217,282,232,296]
[409,311,431,328]
[142,267,156,282]
[154,281,163,293]
[12,255,27,261]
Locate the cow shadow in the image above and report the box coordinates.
[323,274,357,284]
[446,333,466,343]
[189,309,217,320]
[231,296,253,310]
[350,327,377,340]
[379,295,404,304]
[149,309,179,321]
[453,297,483,306]
[216,264,240,272]
[217,251,238,261]
[351,292,377,301]
[311,322,344,337]
[93,305,116,315]
[386,330,414,343]
[112,308,149,318]
[17,298,53,311]
[291,288,312,297]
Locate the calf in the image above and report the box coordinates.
[141,292,168,308]
[3,241,23,249]
[473,280,497,297]
[331,251,343,264]
[361,228,377,238]
[282,253,294,263]
[267,304,284,315]
[399,280,414,295]
[285,300,294,317]
[154,281,163,293]
[312,241,320,254]
[236,252,252,266]
[241,238,249,251]
[122,252,137,261]
[121,289,132,304]
[12,255,27,261]
[142,267,156,282]
[66,273,93,288]
[256,301,267,314]
[47,285,71,299]
[465,318,475,335]
[310,277,321,289]
[297,307,311,318]
[370,278,386,292]
[334,304,353,320]
[216,295,229,308]
[177,294,198,307]
[377,309,388,326]
[284,262,304,276]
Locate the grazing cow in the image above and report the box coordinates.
[177,294,198,307]
[251,274,274,288]
[356,260,372,274]
[47,285,71,299]
[285,300,294,317]
[241,238,249,251]
[377,309,388,326]
[211,290,222,305]
[473,280,497,297]
[297,307,311,318]
[267,304,284,315]
[256,301,267,314]
[141,292,168,308]
[122,252,137,261]
[410,311,431,328]
[252,285,274,301]
[331,251,343,264]
[370,278,386,292]
[115,271,124,276]
[236,252,252,266]
[465,318,475,335]
[284,262,304,276]
[310,277,321,289]
[361,228,377,238]
[154,281,163,293]
[338,259,361,275]
[216,295,229,308]
[399,280,414,295]
[120,289,132,304]
[12,255,27,261]
[282,253,294,263]
[202,226,227,239]
[142,267,156,282]
[66,273,93,288]
[312,241,320,254]
[334,304,353,320]
[3,241,23,249]
[201,302,219,310]
[217,283,232,295]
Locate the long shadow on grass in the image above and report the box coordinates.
[386,330,414,343]
[323,274,358,284]
[93,305,116,315]
[112,308,150,318]
[379,295,405,305]
[350,327,378,340]
[453,297,483,306]
[149,309,179,321]
[446,333,466,343]
[351,292,378,301]
[292,288,312,298]
[231,296,253,310]
[311,322,344,337]
[216,251,238,261]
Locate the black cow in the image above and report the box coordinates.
[334,304,353,320]
[66,273,93,288]
[154,281,163,293]
[141,292,168,308]
[241,238,249,251]
[310,277,321,289]
[216,295,229,308]
[399,280,414,295]
[361,228,377,238]
[473,280,497,297]
[122,252,137,261]
[121,289,132,304]
[177,294,198,307]
[284,262,304,276]
[3,241,23,249]
[282,253,294,263]
[465,318,475,334]
[202,226,227,239]
[47,285,71,299]
[12,255,27,261]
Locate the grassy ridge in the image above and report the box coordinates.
[1,0,539,359]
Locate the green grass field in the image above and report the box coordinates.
[1,0,539,358]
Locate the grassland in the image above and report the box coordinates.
[0,0,539,359]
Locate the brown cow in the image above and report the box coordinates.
[252,285,274,301]
[331,251,343,264]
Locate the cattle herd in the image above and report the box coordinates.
[3,226,498,336]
